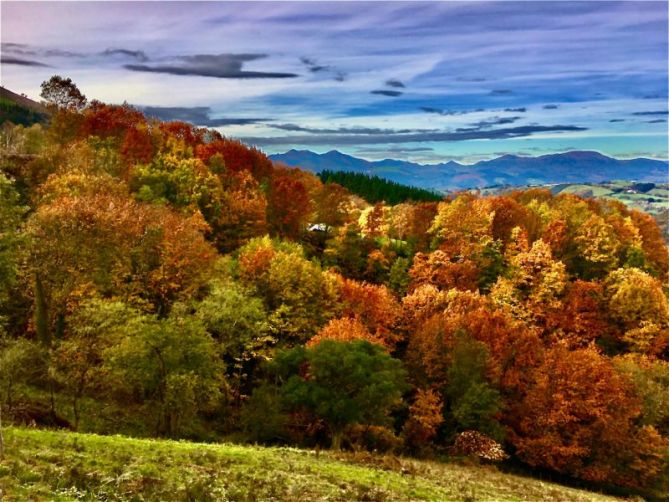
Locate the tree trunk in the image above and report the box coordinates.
[72,396,79,431]
[34,273,50,348]
[331,428,343,451]
[49,380,56,417]
[0,403,4,459]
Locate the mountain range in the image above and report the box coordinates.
[269,149,669,191]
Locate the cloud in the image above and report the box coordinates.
[419,107,485,116]
[371,90,403,97]
[1,56,49,67]
[2,42,83,58]
[42,49,84,58]
[420,106,451,115]
[609,119,625,123]
[504,107,526,112]
[300,57,329,73]
[385,79,405,88]
[490,89,513,95]
[646,119,667,123]
[265,12,351,24]
[241,124,588,146]
[140,106,269,127]
[268,123,438,135]
[125,53,298,79]
[419,107,466,116]
[459,116,522,131]
[300,56,345,81]
[632,110,668,116]
[2,42,28,50]
[356,146,435,154]
[456,77,487,82]
[101,48,149,62]
[543,104,559,109]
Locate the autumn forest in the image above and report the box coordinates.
[1,77,668,499]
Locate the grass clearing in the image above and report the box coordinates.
[0,427,619,501]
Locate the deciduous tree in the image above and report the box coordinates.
[40,75,87,111]
[273,340,408,450]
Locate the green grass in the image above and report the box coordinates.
[558,184,613,197]
[0,427,618,501]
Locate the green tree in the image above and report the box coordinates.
[196,278,272,400]
[446,331,504,440]
[102,305,226,437]
[273,340,408,450]
[50,300,131,429]
[240,384,288,443]
[0,336,46,407]
[614,355,669,435]
[238,242,339,345]
[0,174,26,306]
[388,256,411,297]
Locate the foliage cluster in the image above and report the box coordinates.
[1,76,668,498]
[319,169,442,204]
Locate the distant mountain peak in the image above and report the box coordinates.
[545,150,609,160]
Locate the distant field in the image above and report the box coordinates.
[0,427,617,501]
[557,184,613,197]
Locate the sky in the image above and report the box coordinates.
[1,1,668,164]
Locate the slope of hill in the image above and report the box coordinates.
[0,427,617,501]
[269,149,669,191]
[0,87,49,126]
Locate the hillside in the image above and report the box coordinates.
[479,180,669,240]
[2,82,668,501]
[269,149,669,191]
[0,427,617,501]
[0,86,49,126]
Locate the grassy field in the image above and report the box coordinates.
[0,427,619,501]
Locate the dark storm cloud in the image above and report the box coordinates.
[1,56,49,67]
[371,90,403,97]
[504,107,526,113]
[125,53,298,79]
[609,119,625,123]
[646,119,667,123]
[140,106,269,127]
[543,104,559,109]
[101,48,149,62]
[267,123,438,134]
[385,79,405,88]
[490,89,513,95]
[241,124,587,146]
